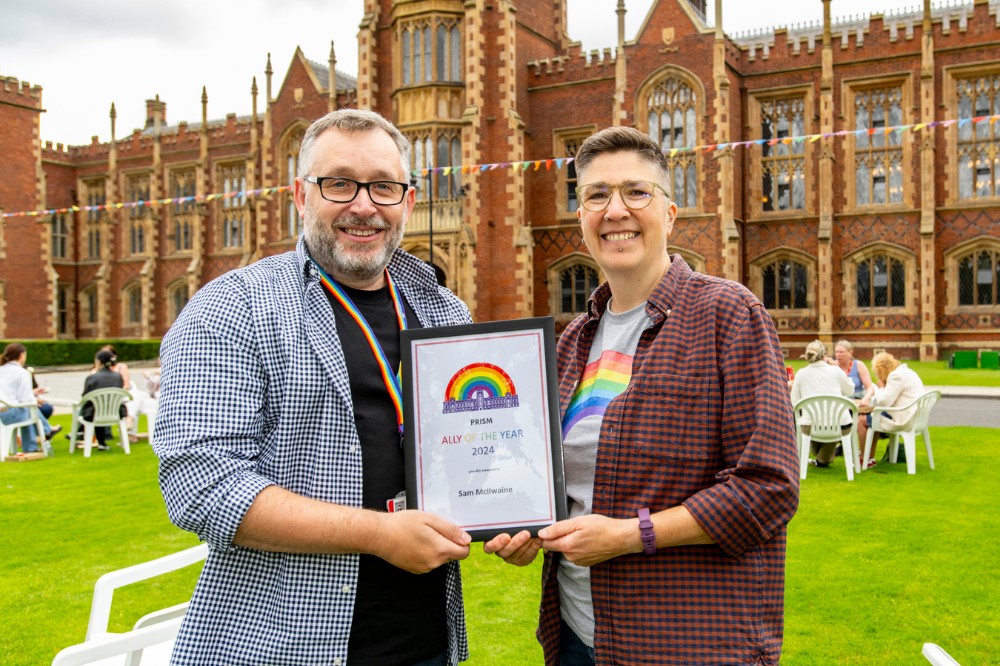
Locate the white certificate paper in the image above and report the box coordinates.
[401,317,567,541]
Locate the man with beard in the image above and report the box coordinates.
[154,109,473,666]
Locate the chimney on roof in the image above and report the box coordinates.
[145,96,167,129]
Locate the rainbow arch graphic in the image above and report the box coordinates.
[443,362,520,413]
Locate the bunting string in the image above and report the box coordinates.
[3,113,998,220]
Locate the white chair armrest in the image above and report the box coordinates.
[85,544,207,640]
[52,616,184,666]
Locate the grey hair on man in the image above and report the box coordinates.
[297,108,412,180]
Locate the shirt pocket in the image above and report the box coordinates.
[622,372,718,463]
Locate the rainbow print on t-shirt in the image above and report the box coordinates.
[561,350,633,438]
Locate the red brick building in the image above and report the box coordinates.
[2,0,999,361]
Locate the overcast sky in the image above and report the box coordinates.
[0,0,928,147]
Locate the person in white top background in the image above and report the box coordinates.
[857,351,926,464]
[0,342,54,454]
[789,340,855,468]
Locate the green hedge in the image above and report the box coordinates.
[0,340,161,368]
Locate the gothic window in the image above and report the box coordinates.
[403,19,462,85]
[957,248,1000,306]
[124,282,143,325]
[855,87,904,206]
[218,163,247,249]
[402,30,411,85]
[170,169,196,252]
[51,213,69,259]
[646,77,698,208]
[126,174,150,220]
[284,128,304,238]
[168,281,190,324]
[761,258,809,310]
[57,284,72,335]
[83,179,104,259]
[435,133,462,198]
[86,224,101,259]
[557,133,589,215]
[170,170,196,214]
[80,285,98,326]
[435,23,462,82]
[856,254,906,309]
[410,132,434,201]
[760,98,806,211]
[84,179,105,224]
[560,264,600,315]
[125,174,150,255]
[957,74,1000,199]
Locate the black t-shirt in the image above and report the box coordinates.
[324,282,448,666]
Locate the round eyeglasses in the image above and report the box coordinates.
[575,181,670,212]
[304,176,410,205]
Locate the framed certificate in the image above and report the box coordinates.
[401,317,567,542]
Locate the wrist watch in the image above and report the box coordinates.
[637,508,656,555]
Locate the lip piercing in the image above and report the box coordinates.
[618,247,624,252]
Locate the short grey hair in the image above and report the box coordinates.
[834,339,854,353]
[298,109,411,181]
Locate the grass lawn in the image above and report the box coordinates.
[784,358,999,387]
[2,416,997,664]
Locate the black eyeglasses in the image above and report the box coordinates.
[303,176,410,205]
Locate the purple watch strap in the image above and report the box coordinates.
[637,507,656,555]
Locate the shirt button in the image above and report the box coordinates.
[342,584,351,593]
[349,445,358,453]
[334,659,342,665]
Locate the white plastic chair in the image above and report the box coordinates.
[862,390,941,475]
[793,395,859,481]
[51,543,208,666]
[68,388,132,458]
[922,642,962,665]
[0,399,50,461]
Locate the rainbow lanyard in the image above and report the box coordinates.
[315,264,408,436]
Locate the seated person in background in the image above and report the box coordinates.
[857,351,926,465]
[81,350,126,451]
[0,343,48,453]
[143,362,161,399]
[92,344,137,442]
[830,339,874,402]
[28,366,62,437]
[789,340,855,468]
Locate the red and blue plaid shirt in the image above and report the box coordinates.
[538,257,799,665]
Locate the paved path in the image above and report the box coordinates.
[37,370,1000,426]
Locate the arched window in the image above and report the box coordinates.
[124,282,143,325]
[560,264,600,315]
[645,76,698,209]
[856,254,906,309]
[762,258,809,310]
[50,213,69,259]
[402,30,411,85]
[410,133,434,201]
[760,98,806,211]
[283,128,304,238]
[957,248,1000,306]
[750,250,814,316]
[167,281,190,324]
[855,86,904,206]
[80,284,98,327]
[219,163,247,249]
[956,74,1000,199]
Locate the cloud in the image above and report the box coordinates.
[0,0,200,48]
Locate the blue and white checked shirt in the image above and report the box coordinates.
[154,238,472,665]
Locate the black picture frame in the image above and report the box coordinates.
[400,316,567,542]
